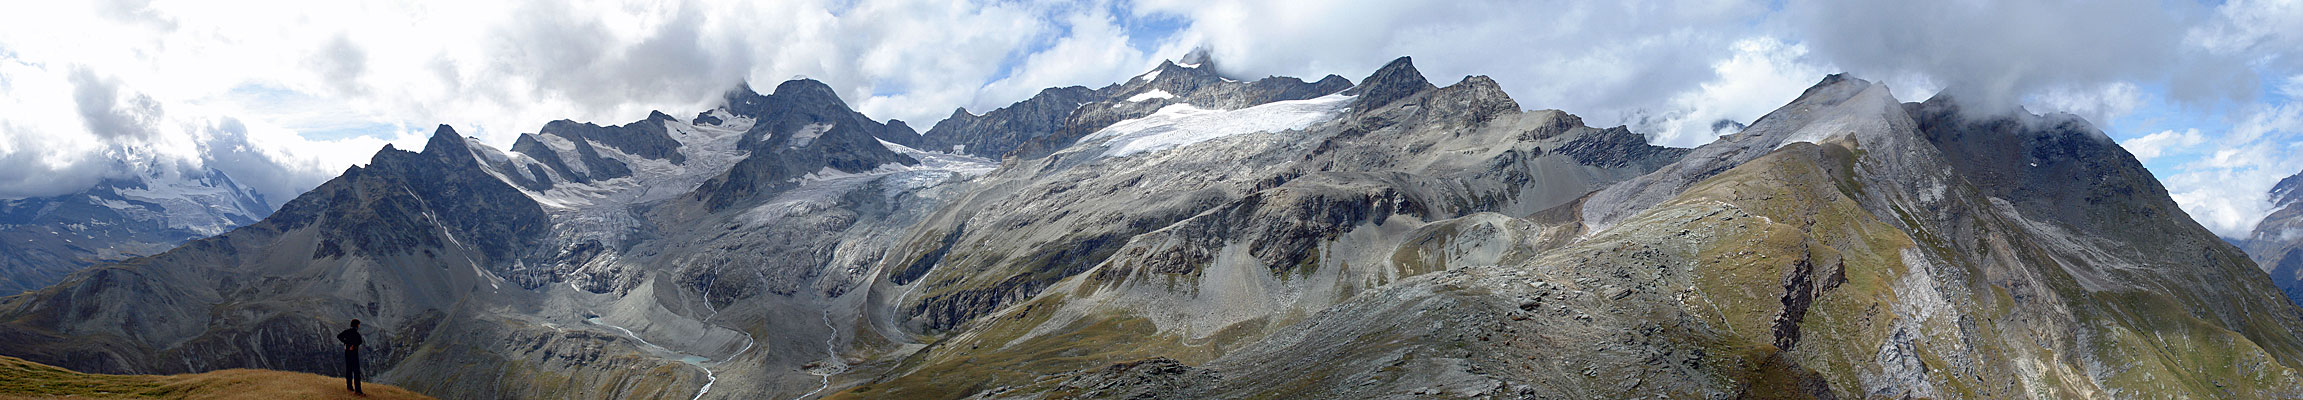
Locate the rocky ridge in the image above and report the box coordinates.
[918,74,2303,399]
[1,52,2298,400]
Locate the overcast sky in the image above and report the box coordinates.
[0,0,2298,237]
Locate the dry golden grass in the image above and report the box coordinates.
[0,355,432,400]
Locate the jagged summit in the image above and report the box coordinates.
[535,111,687,164]
[712,79,920,144]
[687,78,926,211]
[1344,56,1435,111]
[920,85,1095,157]
[1177,46,1214,68]
[419,125,474,160]
[2274,172,2303,212]
[721,81,769,111]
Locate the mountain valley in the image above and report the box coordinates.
[3,53,2300,400]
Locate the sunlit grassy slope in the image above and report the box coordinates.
[0,355,432,400]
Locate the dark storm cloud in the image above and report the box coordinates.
[483,2,750,122]
[0,122,112,199]
[1783,0,2250,108]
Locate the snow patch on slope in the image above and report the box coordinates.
[1083,93,1353,158]
[1126,89,1175,102]
[789,123,833,148]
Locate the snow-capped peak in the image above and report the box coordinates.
[103,166,272,236]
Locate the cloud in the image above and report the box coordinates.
[1639,37,1834,147]
[2281,74,2303,100]
[1782,0,2242,109]
[2158,103,2303,237]
[2120,128,2205,161]
[971,7,1179,113]
[194,117,345,203]
[70,66,165,141]
[0,49,423,201]
[2030,82,2144,129]
[313,34,368,96]
[0,0,1089,202]
[2187,0,2303,68]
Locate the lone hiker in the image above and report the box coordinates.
[338,319,364,394]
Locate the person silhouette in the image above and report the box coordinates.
[338,319,364,395]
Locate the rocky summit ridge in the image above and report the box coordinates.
[2244,169,2303,310]
[2,53,2300,400]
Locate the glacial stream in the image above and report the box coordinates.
[584,317,750,400]
[793,311,841,400]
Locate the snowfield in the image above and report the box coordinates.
[1083,93,1354,158]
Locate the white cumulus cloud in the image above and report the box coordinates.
[2121,128,2206,161]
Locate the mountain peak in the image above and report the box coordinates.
[1345,56,1435,111]
[2275,171,2303,209]
[420,124,470,156]
[1794,73,1874,104]
[723,82,769,111]
[772,78,847,108]
[1177,47,1214,69]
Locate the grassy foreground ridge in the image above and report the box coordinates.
[0,355,432,399]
